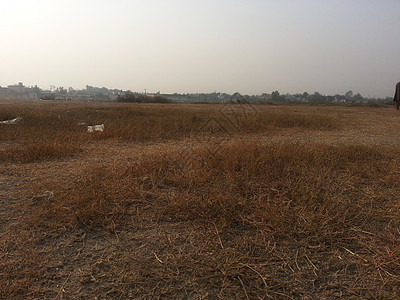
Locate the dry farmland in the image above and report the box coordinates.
[1,99,400,299]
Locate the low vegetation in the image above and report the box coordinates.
[117,92,171,103]
[1,100,399,299]
[0,102,339,162]
[0,140,81,163]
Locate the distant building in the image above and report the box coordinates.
[0,82,37,99]
[8,82,26,93]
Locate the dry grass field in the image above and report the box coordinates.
[1,99,400,299]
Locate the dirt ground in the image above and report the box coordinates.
[1,101,400,299]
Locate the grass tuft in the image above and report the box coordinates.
[0,140,81,163]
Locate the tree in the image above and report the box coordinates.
[345,90,353,100]
[57,87,67,94]
[117,90,136,102]
[353,93,363,101]
[308,92,326,103]
[271,91,282,102]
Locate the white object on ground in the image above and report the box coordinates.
[31,191,54,201]
[0,117,22,124]
[87,124,104,132]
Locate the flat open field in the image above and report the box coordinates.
[1,99,400,299]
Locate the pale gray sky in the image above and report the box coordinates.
[1,0,399,97]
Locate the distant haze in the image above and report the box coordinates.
[1,0,399,98]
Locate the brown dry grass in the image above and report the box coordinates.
[1,99,400,299]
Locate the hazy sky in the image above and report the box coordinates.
[1,0,399,97]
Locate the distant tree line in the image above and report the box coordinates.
[4,82,391,104]
[267,90,389,104]
[117,91,171,103]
